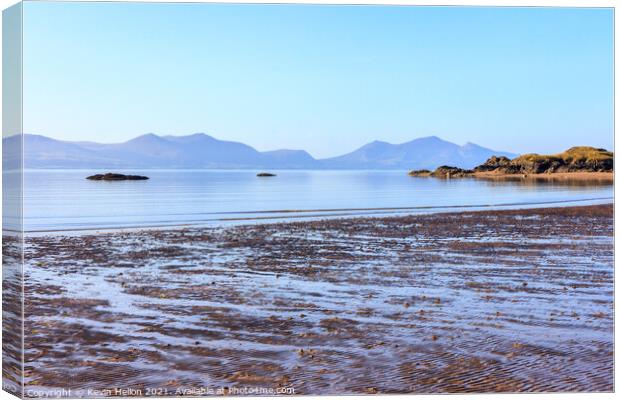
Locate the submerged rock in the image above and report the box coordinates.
[86,173,149,181]
[256,172,276,177]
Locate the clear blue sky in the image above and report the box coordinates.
[23,3,613,158]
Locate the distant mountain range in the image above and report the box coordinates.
[3,133,517,170]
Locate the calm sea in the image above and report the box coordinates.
[16,169,614,231]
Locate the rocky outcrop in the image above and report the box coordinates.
[408,166,475,178]
[430,166,474,178]
[480,147,613,174]
[256,172,276,177]
[86,173,149,181]
[508,155,563,174]
[407,169,431,176]
[473,156,512,172]
[553,146,613,172]
[410,146,612,178]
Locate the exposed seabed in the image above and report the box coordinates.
[9,204,614,396]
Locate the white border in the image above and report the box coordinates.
[0,1,615,400]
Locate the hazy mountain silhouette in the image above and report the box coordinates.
[320,136,516,169]
[6,133,516,170]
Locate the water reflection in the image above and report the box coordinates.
[23,169,613,231]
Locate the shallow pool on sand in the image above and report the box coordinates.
[15,204,614,396]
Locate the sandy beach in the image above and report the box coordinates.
[15,204,614,396]
[409,171,614,182]
[473,171,614,181]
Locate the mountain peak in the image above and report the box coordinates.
[364,140,391,148]
[322,135,515,169]
[162,133,219,144]
[401,135,447,146]
[185,132,210,138]
[418,135,446,142]
[125,133,168,144]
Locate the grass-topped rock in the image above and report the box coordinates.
[483,147,613,174]
[474,156,512,172]
[409,146,613,178]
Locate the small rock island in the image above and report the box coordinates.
[409,146,613,178]
[257,172,276,177]
[86,173,149,181]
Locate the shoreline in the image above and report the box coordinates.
[473,171,613,181]
[18,204,614,394]
[19,197,614,236]
[409,171,614,181]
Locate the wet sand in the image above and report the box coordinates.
[17,204,613,396]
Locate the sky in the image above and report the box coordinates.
[22,2,613,158]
